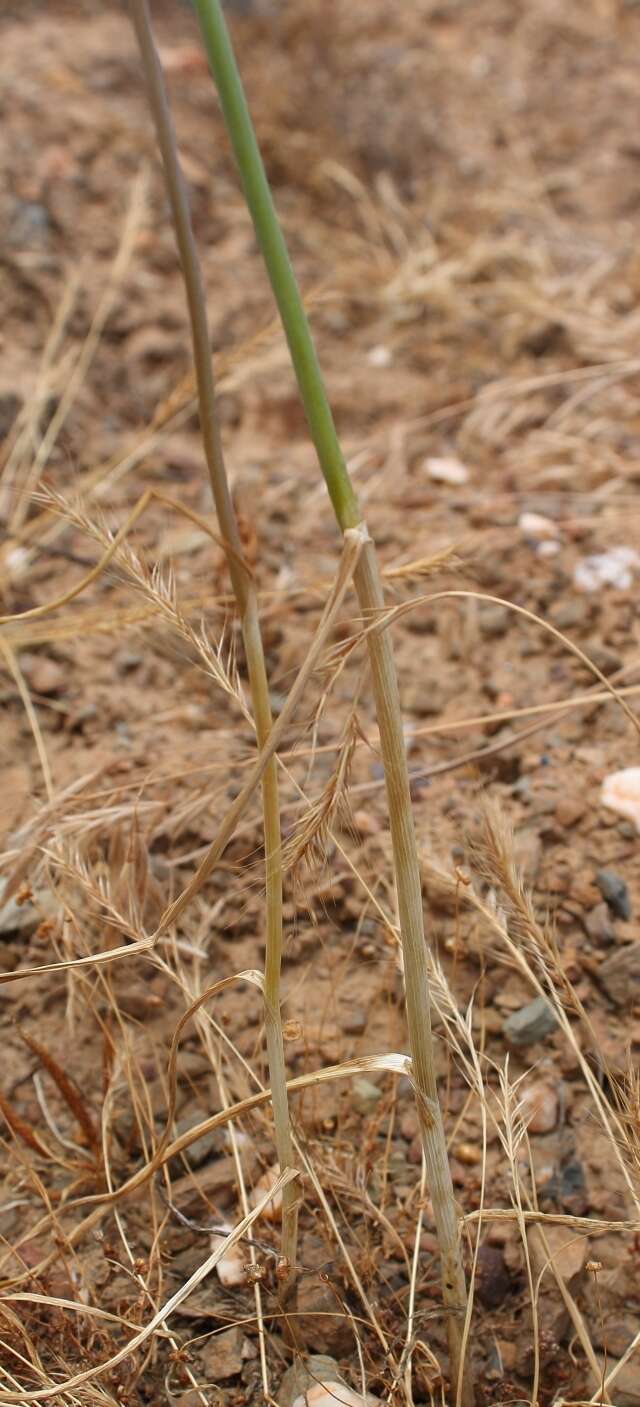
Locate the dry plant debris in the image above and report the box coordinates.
[1,1,640,1404]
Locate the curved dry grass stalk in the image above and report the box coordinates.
[328,588,640,736]
[72,1050,413,1215]
[342,656,640,802]
[463,1209,638,1234]
[405,678,640,743]
[2,483,239,633]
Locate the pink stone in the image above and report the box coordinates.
[520,1082,558,1134]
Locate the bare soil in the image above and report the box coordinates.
[1,2,640,1404]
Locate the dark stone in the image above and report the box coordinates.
[175,1106,220,1168]
[8,200,51,247]
[479,604,510,637]
[475,1244,511,1308]
[341,1006,367,1035]
[503,997,558,1046]
[595,869,631,921]
[539,1157,588,1215]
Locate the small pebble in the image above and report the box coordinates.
[519,1082,558,1134]
[479,604,509,637]
[19,654,64,695]
[9,200,51,247]
[215,1228,246,1289]
[250,1164,282,1221]
[367,343,392,368]
[425,456,470,486]
[587,641,623,675]
[352,808,381,838]
[341,1006,367,1036]
[454,1142,481,1165]
[539,1157,587,1212]
[0,880,58,937]
[475,1244,511,1308]
[117,651,143,673]
[399,1109,418,1141]
[595,868,631,920]
[602,768,640,833]
[174,1105,220,1169]
[279,1358,344,1407]
[528,1223,586,1283]
[200,1325,244,1380]
[554,797,584,828]
[551,599,590,631]
[67,702,98,733]
[585,902,615,946]
[503,997,559,1046]
[518,511,559,542]
[405,681,445,717]
[352,1078,383,1115]
[574,546,640,592]
[295,1279,354,1355]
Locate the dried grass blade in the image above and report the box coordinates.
[17,1029,99,1155]
[0,1091,54,1162]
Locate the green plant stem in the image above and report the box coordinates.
[129,0,297,1287]
[193,0,360,535]
[193,2,472,1400]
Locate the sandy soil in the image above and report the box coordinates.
[1,2,640,1404]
